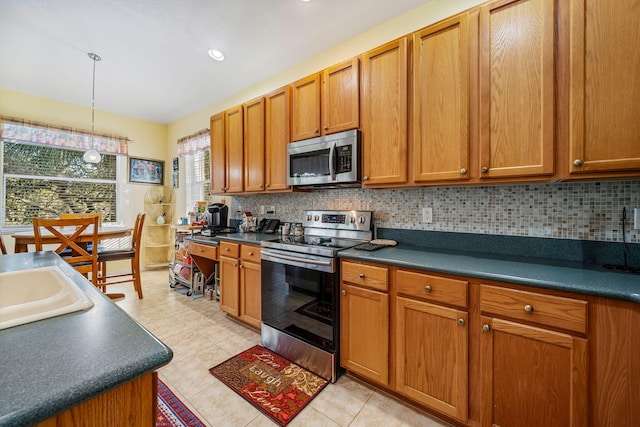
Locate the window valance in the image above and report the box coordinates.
[177,128,209,156]
[0,116,129,155]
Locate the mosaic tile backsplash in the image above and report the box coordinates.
[231,180,639,244]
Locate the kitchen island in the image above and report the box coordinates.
[0,251,173,426]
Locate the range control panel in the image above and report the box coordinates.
[302,210,372,232]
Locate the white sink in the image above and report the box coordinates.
[0,266,94,330]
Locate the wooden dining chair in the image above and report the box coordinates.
[0,230,7,255]
[97,213,145,299]
[60,212,103,225]
[32,216,100,286]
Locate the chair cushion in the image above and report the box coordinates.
[98,248,135,262]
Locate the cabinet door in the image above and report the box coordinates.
[243,97,265,192]
[219,255,240,316]
[568,0,640,174]
[265,86,291,192]
[413,13,471,183]
[480,316,588,427]
[361,38,408,187]
[210,112,226,193]
[340,283,389,385]
[225,105,244,193]
[479,0,555,179]
[322,57,359,135]
[396,297,468,421]
[240,261,261,329]
[291,73,321,141]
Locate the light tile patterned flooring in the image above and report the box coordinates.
[113,269,450,427]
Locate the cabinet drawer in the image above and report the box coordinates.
[341,260,388,292]
[219,241,240,258]
[396,270,468,308]
[189,242,218,260]
[240,244,260,263]
[480,285,588,335]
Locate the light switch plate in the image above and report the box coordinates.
[422,207,433,224]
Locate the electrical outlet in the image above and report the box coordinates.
[422,207,433,224]
[237,205,242,214]
[260,205,265,215]
[634,208,640,230]
[268,206,276,214]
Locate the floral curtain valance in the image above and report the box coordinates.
[0,116,129,155]
[177,128,209,156]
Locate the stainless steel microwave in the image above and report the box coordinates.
[287,129,361,188]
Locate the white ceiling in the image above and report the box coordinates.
[0,0,426,124]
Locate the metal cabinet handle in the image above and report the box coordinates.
[359,273,365,278]
[424,285,432,292]
[524,304,534,313]
[457,318,465,326]
[573,159,583,167]
[482,324,491,332]
[460,168,467,175]
[341,290,346,296]
[481,167,489,173]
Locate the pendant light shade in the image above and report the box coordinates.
[85,52,102,164]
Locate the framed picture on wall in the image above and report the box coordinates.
[129,157,164,185]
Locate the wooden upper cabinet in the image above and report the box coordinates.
[291,73,321,141]
[479,0,555,179]
[412,13,473,184]
[225,105,244,193]
[361,37,409,187]
[265,86,292,192]
[210,112,226,194]
[568,0,640,175]
[322,57,359,134]
[243,97,265,192]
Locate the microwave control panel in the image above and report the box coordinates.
[336,145,352,173]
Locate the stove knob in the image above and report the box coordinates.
[350,216,356,223]
[314,215,320,221]
[358,216,366,224]
[307,214,312,221]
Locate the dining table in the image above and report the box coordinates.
[11,226,133,253]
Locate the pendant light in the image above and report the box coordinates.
[83,52,102,164]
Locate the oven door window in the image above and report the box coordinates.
[261,260,338,352]
[289,149,330,178]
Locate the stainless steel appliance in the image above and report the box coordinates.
[287,129,361,188]
[261,210,372,382]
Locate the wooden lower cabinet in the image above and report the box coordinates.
[479,316,588,427]
[340,282,389,386]
[37,372,157,426]
[395,297,468,422]
[219,241,261,328]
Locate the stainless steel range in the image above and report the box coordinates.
[260,210,372,382]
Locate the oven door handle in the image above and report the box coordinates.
[329,142,336,180]
[262,249,333,267]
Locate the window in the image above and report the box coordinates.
[184,149,211,215]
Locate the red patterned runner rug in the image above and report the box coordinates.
[157,378,206,427]
[209,344,329,426]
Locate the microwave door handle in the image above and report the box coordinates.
[329,142,336,180]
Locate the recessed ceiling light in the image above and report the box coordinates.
[208,49,225,61]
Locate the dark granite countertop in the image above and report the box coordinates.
[339,244,640,304]
[0,252,173,426]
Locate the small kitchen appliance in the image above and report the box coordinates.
[260,210,372,382]
[201,203,234,236]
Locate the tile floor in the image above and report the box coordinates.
[112,269,451,427]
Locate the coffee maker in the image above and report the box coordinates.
[201,203,233,236]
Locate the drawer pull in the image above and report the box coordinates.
[424,285,432,292]
[524,304,534,313]
[482,324,491,332]
[225,247,230,252]
[457,318,465,326]
[248,251,254,256]
[341,290,346,296]
[359,273,365,278]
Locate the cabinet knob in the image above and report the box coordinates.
[363,176,369,181]
[573,159,583,167]
[424,285,432,292]
[359,273,365,278]
[314,128,319,133]
[524,304,534,313]
[457,318,465,326]
[265,184,270,188]
[239,265,244,269]
[460,168,467,175]
[482,324,491,332]
[324,126,329,131]
[225,248,230,252]
[481,167,489,173]
[341,290,346,296]
[248,251,254,256]
[259,184,263,188]
[233,263,237,267]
